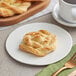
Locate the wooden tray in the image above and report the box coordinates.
[0,0,50,26]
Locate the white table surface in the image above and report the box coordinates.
[0,13,76,76]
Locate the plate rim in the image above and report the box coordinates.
[6,22,73,66]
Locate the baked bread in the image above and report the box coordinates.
[0,7,14,17]
[23,0,44,1]
[0,0,31,17]
[19,30,56,57]
[3,0,15,4]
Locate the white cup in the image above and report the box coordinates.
[59,0,76,23]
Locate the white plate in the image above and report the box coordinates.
[52,3,76,27]
[6,23,72,66]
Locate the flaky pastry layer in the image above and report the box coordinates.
[0,0,31,17]
[19,30,57,57]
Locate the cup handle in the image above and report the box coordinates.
[72,8,76,20]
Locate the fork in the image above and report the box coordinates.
[52,53,76,76]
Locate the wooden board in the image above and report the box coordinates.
[0,0,50,26]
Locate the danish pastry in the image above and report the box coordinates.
[0,7,14,17]
[0,0,31,17]
[23,0,44,1]
[19,30,57,57]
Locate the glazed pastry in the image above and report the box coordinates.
[0,0,31,17]
[19,30,57,57]
[0,7,14,17]
[23,0,44,1]
[3,0,15,4]
[0,2,24,14]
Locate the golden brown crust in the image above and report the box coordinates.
[0,0,31,17]
[23,0,44,1]
[0,7,14,17]
[3,0,15,4]
[19,30,57,57]
[1,2,24,14]
[19,43,45,56]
